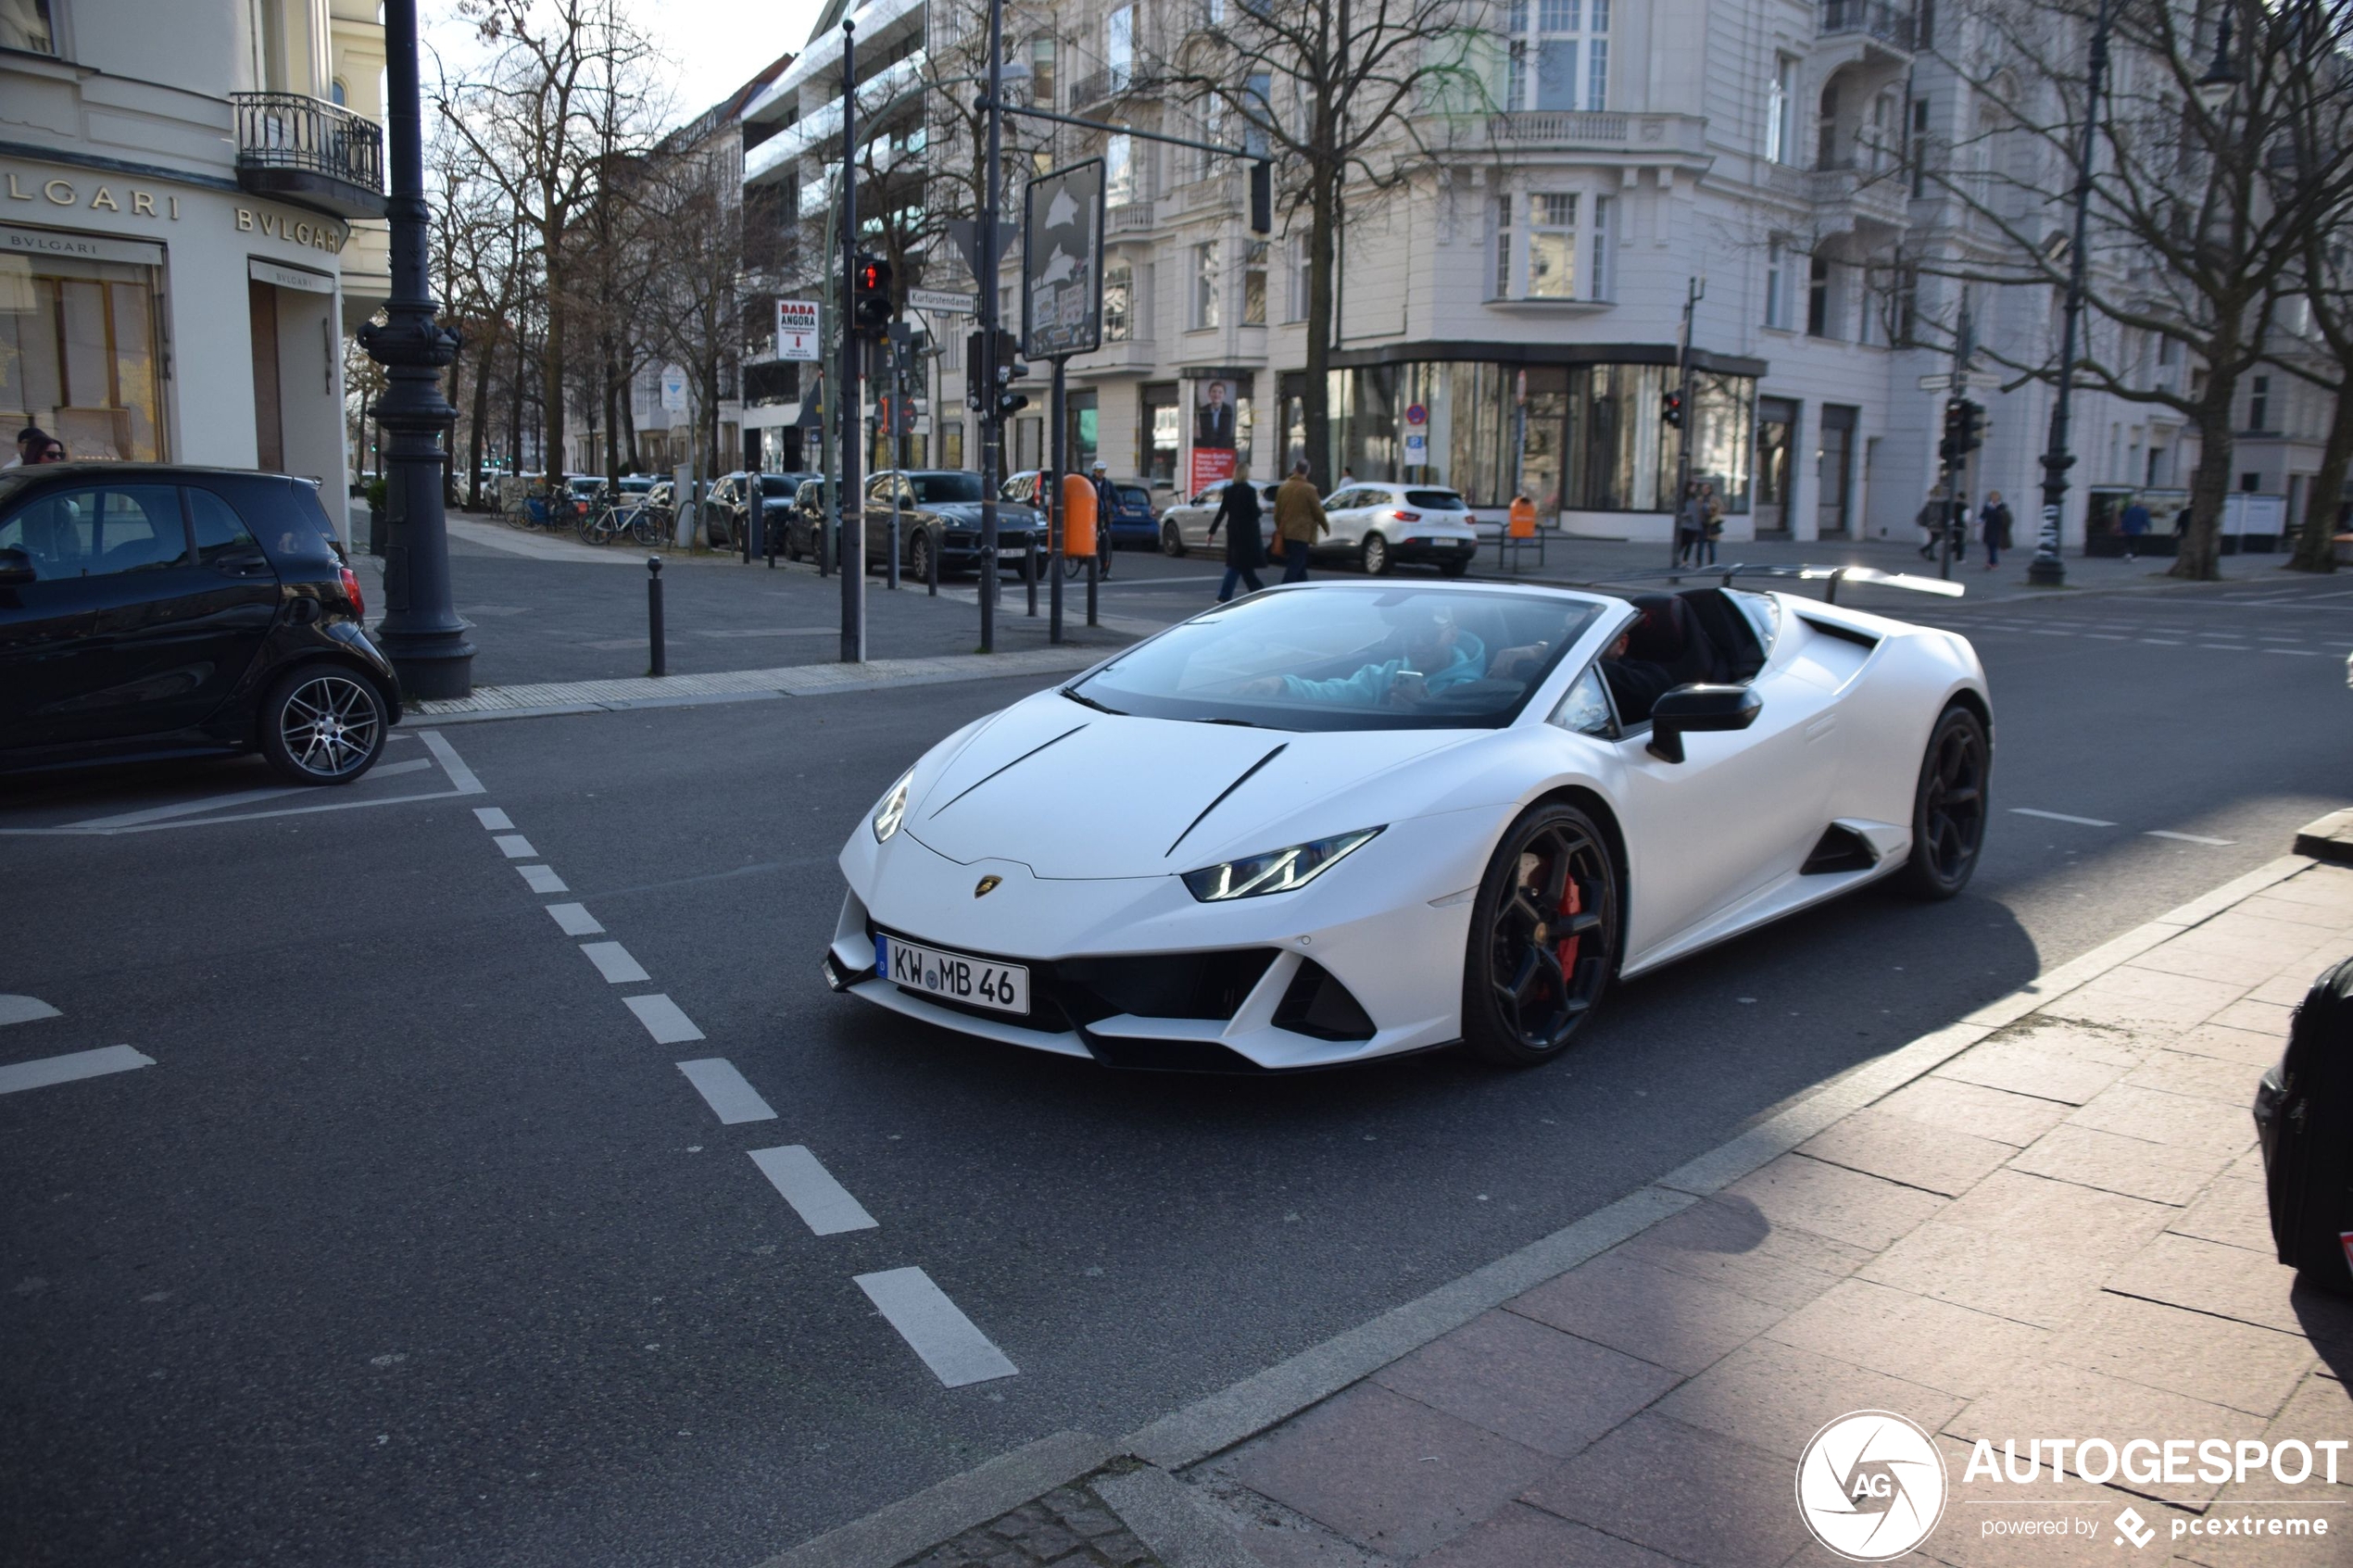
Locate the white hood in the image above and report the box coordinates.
[901,694,1473,879]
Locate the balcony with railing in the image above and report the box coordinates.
[1466,111,1706,157]
[1818,0,1916,53]
[1070,64,1146,109]
[231,93,386,220]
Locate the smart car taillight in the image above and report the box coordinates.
[340,565,364,618]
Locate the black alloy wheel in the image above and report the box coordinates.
[1462,801,1620,1067]
[258,663,388,784]
[1897,703,1990,898]
[1162,521,1185,557]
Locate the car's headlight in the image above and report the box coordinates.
[872,769,915,843]
[1181,828,1383,902]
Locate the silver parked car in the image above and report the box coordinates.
[1155,480,1280,557]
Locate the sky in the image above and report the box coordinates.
[422,0,831,130]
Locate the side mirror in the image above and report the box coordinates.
[1648,683,1762,764]
[0,546,35,585]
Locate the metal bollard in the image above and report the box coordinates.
[926,529,938,596]
[1025,538,1038,617]
[648,556,666,676]
[1086,548,1099,628]
[887,514,900,590]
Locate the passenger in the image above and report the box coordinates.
[1237,607,1486,707]
[1599,625,1676,724]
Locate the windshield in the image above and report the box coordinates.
[1116,485,1151,508]
[1404,490,1468,511]
[1066,586,1605,732]
[910,472,985,505]
[761,474,799,495]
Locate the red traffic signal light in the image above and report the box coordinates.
[1661,389,1684,428]
[851,254,895,333]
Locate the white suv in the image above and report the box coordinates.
[1318,483,1480,576]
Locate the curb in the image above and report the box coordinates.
[761,849,2314,1568]
[2293,809,2353,867]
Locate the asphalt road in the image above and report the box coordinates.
[2,571,2347,1567]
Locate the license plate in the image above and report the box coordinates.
[997,546,1027,558]
[877,935,1030,1016]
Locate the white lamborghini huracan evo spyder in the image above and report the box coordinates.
[825,576,1990,1071]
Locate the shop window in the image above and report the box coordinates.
[0,254,167,462]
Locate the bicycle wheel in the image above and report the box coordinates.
[631,508,670,547]
[576,508,606,546]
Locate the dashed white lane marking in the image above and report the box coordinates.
[547,903,604,936]
[517,865,569,894]
[2148,830,2235,846]
[624,993,704,1044]
[473,807,514,830]
[2141,638,2186,646]
[853,1267,1018,1386]
[494,834,538,859]
[0,996,63,1027]
[582,942,650,985]
[0,1045,155,1096]
[676,1059,778,1123]
[2010,808,2118,827]
[750,1145,878,1234]
[418,730,485,794]
[2265,647,2324,657]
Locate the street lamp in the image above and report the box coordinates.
[2196,7,2241,111]
[358,0,474,696]
[2029,0,2119,587]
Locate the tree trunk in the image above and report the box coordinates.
[2171,376,2237,582]
[542,295,568,480]
[618,348,639,472]
[602,344,623,486]
[466,330,495,512]
[507,327,526,479]
[2289,383,2351,573]
[1302,157,1338,492]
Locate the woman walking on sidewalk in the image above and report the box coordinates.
[1980,491,2013,569]
[1206,465,1266,602]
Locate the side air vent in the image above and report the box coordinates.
[1273,960,1378,1042]
[1797,616,1881,650]
[1801,822,1881,875]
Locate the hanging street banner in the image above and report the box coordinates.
[1021,158,1106,360]
[776,299,822,362]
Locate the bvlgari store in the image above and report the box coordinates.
[2,155,351,511]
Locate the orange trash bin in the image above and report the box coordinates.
[1062,472,1099,558]
[1508,496,1538,539]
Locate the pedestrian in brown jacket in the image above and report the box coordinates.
[1271,459,1327,584]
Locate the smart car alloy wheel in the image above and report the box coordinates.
[259,664,387,784]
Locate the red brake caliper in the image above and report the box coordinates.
[1555,867,1583,977]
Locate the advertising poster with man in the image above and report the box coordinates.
[1189,377,1237,495]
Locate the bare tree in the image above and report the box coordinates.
[641,141,748,484]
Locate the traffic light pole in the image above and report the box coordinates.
[1049,356,1065,645]
[1669,275,1701,569]
[838,19,864,663]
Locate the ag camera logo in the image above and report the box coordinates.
[1796,1411,1949,1561]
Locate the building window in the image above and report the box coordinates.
[944,420,964,470]
[1191,241,1221,329]
[1244,71,1273,157]
[1104,262,1133,341]
[331,79,348,107]
[1106,6,1134,88]
[1029,38,1056,107]
[2,0,56,53]
[1493,194,1513,298]
[1500,0,1606,112]
[1525,194,1576,298]
[1,253,168,461]
[2249,376,2270,431]
[1243,242,1267,324]
[1589,194,1612,299]
[1806,255,1832,337]
[1290,236,1311,320]
[1767,56,1795,164]
[1909,98,1931,195]
[1765,239,1787,328]
[1105,134,1134,206]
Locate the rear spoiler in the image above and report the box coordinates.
[1557,562,1966,606]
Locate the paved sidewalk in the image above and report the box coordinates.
[780,846,2353,1568]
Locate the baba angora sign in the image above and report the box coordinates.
[1021,158,1104,361]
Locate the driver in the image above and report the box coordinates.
[1238,605,1487,707]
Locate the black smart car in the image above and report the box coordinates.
[0,463,401,784]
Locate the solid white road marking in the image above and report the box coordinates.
[546,903,604,936]
[581,941,650,984]
[418,730,485,795]
[2265,648,2324,657]
[63,760,436,830]
[853,1267,1018,1386]
[624,993,704,1044]
[676,1059,778,1123]
[2009,808,2118,827]
[473,807,514,830]
[494,834,538,859]
[2147,830,2235,847]
[750,1145,878,1234]
[0,1045,155,1096]
[0,996,63,1027]
[517,865,569,894]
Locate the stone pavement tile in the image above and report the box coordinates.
[2171,1380,2353,1568]
[1796,1107,2016,1198]
[1932,1037,2135,1107]
[1188,1474,1385,1568]
[2208,998,2297,1038]
[1506,1250,1786,1376]
[2165,1023,2290,1069]
[2167,1178,2276,1253]
[2041,968,2247,1034]
[1876,1075,2072,1148]
[2124,1051,2269,1107]
[2009,1124,2236,1207]
[1221,1383,1556,1561]
[1717,1153,1950,1252]
[1653,1336,1965,1462]
[1414,1503,1684,1568]
[1950,1363,2266,1510]
[2106,1232,2305,1335]
[1619,1191,1872,1310]
[2223,1148,2269,1185]
[1522,1412,1810,1568]
[2244,1374,2353,1492]
[2126,945,2294,989]
[2046,1294,2317,1418]
[1767,1277,2053,1400]
[1860,1171,2173,1330]
[1371,1308,1680,1460]
[2293,1290,2353,1379]
[2246,971,2323,1008]
[2195,910,2353,953]
[2238,892,2353,931]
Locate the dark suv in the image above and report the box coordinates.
[0,464,400,784]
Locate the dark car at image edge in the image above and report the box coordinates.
[0,463,402,785]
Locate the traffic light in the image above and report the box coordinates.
[1249,159,1272,235]
[1959,398,1985,454]
[851,254,895,334]
[1940,397,1984,463]
[994,329,1030,419]
[1661,388,1683,428]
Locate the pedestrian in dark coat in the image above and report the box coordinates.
[1207,465,1266,602]
[1980,490,2013,568]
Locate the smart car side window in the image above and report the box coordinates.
[1548,661,1619,740]
[186,488,265,564]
